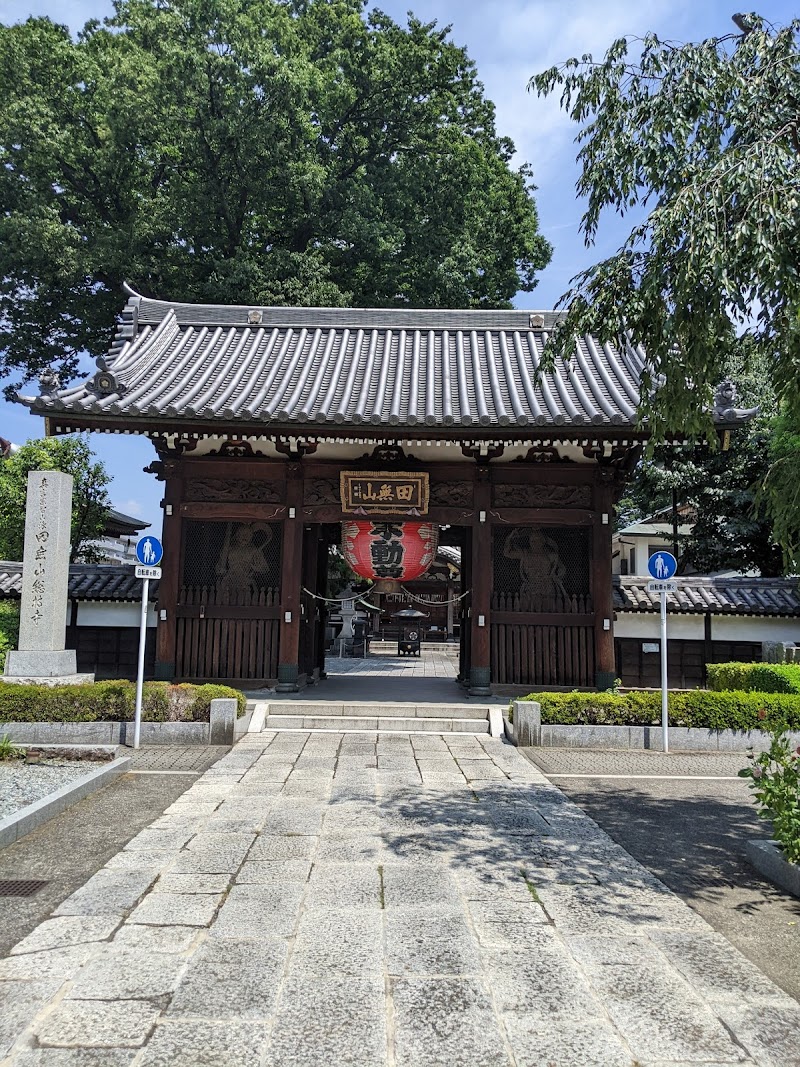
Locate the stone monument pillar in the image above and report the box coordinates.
[4,471,89,683]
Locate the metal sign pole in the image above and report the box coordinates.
[133,577,149,750]
[660,587,669,753]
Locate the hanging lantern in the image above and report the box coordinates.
[341,521,438,583]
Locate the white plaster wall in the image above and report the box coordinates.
[616,612,800,645]
[615,614,705,640]
[711,616,800,644]
[631,537,673,577]
[76,601,157,628]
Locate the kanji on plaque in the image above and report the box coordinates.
[340,471,429,514]
[341,521,438,582]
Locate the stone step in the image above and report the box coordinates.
[366,641,459,655]
[267,701,489,720]
[263,714,489,734]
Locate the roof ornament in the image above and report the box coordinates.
[528,313,545,329]
[713,379,759,422]
[38,368,61,397]
[247,309,263,325]
[89,368,124,397]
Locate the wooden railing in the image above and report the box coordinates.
[490,591,591,614]
[178,585,279,607]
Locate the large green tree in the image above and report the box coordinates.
[530,14,800,440]
[617,344,784,576]
[0,437,111,563]
[0,0,551,391]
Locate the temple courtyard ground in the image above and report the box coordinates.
[1,730,800,1065]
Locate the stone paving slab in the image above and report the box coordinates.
[1,729,798,1065]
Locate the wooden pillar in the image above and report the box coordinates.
[299,523,321,681]
[155,464,183,681]
[469,467,492,695]
[277,462,304,692]
[592,470,616,690]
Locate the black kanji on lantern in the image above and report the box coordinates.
[370,524,405,578]
[371,522,403,541]
[371,539,404,568]
[374,563,404,578]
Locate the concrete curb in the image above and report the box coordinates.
[506,703,800,752]
[746,840,800,899]
[2,715,248,747]
[0,756,132,849]
[247,702,268,733]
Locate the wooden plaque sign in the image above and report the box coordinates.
[340,471,429,514]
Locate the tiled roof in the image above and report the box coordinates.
[437,546,462,569]
[21,292,652,432]
[0,562,158,602]
[104,509,150,537]
[615,576,800,617]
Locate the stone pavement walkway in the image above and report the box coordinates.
[2,732,800,1066]
[328,650,458,679]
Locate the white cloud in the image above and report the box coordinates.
[114,498,144,517]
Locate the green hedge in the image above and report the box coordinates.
[706,662,800,694]
[0,680,246,723]
[0,601,20,673]
[514,690,800,731]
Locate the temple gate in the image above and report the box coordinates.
[20,291,749,693]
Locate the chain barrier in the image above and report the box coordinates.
[302,586,470,609]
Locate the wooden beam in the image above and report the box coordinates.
[491,612,594,626]
[180,502,286,521]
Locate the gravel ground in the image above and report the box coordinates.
[0,760,101,819]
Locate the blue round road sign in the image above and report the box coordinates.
[648,550,677,580]
[135,536,163,567]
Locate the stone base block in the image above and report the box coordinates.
[2,673,95,687]
[5,649,77,678]
[513,700,541,747]
[276,663,300,694]
[468,667,491,697]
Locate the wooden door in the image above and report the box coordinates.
[175,519,282,683]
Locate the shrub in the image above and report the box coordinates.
[0,632,11,674]
[514,689,800,731]
[739,729,800,864]
[0,681,245,723]
[707,662,800,694]
[0,733,24,760]
[0,600,20,672]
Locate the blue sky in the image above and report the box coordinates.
[0,0,796,533]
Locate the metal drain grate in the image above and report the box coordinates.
[0,879,49,897]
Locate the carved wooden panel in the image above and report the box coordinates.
[492,484,591,509]
[303,479,339,506]
[184,479,282,503]
[429,481,473,507]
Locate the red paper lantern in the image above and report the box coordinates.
[341,521,439,582]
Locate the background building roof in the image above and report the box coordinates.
[614,576,800,617]
[0,562,158,602]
